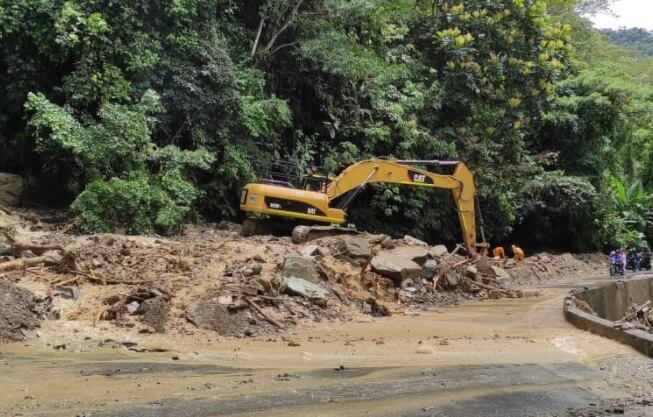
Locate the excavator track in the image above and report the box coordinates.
[241,218,263,237]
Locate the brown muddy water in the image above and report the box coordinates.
[2,277,651,417]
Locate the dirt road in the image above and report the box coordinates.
[2,275,652,417]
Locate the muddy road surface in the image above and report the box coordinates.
[2,276,653,417]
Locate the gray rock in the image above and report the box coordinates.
[429,245,449,258]
[300,245,322,257]
[476,257,495,275]
[487,290,502,299]
[400,278,415,289]
[216,295,233,305]
[403,235,428,246]
[491,266,511,281]
[337,239,372,259]
[370,253,422,282]
[0,172,26,206]
[388,246,430,265]
[241,262,263,277]
[380,236,396,249]
[284,277,329,302]
[465,265,478,278]
[60,285,81,300]
[421,260,439,280]
[283,256,314,281]
[444,273,460,287]
[361,301,372,315]
[126,301,141,314]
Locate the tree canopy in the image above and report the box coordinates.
[1,0,653,251]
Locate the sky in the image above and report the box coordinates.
[591,0,653,30]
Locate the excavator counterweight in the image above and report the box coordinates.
[239,159,486,255]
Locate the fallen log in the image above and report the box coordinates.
[615,300,651,324]
[469,279,512,294]
[0,204,12,215]
[245,298,284,329]
[0,256,51,271]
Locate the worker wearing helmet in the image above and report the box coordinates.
[492,246,505,259]
[511,245,524,261]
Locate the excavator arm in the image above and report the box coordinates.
[325,159,481,254]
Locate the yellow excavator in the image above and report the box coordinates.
[239,159,487,255]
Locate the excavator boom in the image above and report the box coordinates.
[240,158,485,254]
[325,159,478,254]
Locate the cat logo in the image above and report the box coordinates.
[412,174,426,183]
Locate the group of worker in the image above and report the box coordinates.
[492,245,524,261]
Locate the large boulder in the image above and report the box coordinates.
[283,256,314,282]
[429,245,449,258]
[421,259,439,280]
[337,239,372,259]
[387,245,430,265]
[403,235,428,246]
[284,277,330,304]
[491,266,511,281]
[476,257,495,276]
[0,173,25,206]
[300,245,322,257]
[370,253,422,282]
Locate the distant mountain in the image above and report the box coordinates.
[599,27,653,57]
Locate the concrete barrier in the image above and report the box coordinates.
[564,275,653,357]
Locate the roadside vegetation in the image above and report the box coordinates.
[1,0,652,251]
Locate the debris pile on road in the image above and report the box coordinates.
[0,208,605,341]
[614,300,653,332]
[0,280,54,342]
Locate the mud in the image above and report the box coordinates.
[0,280,40,342]
[139,297,170,333]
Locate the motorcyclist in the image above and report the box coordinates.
[617,248,627,274]
[642,247,652,270]
[627,248,640,271]
[609,250,621,276]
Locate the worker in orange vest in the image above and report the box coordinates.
[492,246,505,259]
[511,245,525,261]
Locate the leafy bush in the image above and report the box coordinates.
[513,173,605,251]
[25,90,213,234]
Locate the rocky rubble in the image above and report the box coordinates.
[613,300,653,333]
[0,207,605,343]
[0,280,54,342]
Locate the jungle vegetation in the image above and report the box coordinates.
[1,0,652,251]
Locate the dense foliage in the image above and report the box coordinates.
[1,0,653,251]
[600,27,653,57]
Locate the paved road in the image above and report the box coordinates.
[2,275,653,417]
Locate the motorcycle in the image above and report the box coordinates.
[641,251,652,270]
[610,261,625,276]
[627,252,641,271]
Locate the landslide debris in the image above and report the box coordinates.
[0,280,52,343]
[613,300,653,333]
[0,208,606,343]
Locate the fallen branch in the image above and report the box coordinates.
[52,276,81,288]
[469,280,512,294]
[245,298,284,329]
[65,268,156,285]
[0,256,51,271]
[529,265,544,281]
[0,204,12,215]
[616,300,651,324]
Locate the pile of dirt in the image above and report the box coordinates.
[0,281,43,343]
[0,207,606,342]
[499,252,606,286]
